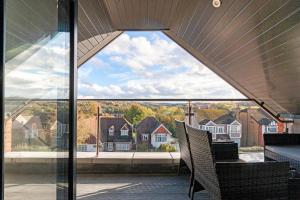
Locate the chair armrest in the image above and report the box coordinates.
[264,134,300,146]
[216,162,289,198]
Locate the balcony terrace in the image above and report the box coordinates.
[2,0,300,199]
[5,152,263,200]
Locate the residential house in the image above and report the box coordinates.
[238,108,284,147]
[100,117,133,152]
[199,112,242,146]
[78,134,97,152]
[136,116,173,149]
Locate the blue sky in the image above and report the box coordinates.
[78,31,244,99]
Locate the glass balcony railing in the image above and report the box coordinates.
[76,100,286,153]
[4,99,288,155]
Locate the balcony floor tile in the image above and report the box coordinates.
[77,174,208,200]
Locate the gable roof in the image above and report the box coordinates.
[84,134,96,144]
[100,117,132,131]
[136,116,162,135]
[151,124,173,136]
[255,109,275,125]
[213,112,236,124]
[199,119,211,125]
[100,117,133,143]
[245,108,276,125]
[199,112,241,126]
[258,118,273,126]
[121,124,129,130]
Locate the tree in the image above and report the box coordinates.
[124,104,154,125]
[136,143,149,152]
[155,106,185,137]
[77,118,93,144]
[195,108,228,121]
[77,101,98,118]
[158,144,176,152]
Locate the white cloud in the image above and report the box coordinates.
[5,33,70,99]
[79,32,245,99]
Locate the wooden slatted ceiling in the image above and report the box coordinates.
[5,0,57,63]
[103,0,179,30]
[77,0,121,65]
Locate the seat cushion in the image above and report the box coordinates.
[266,145,300,161]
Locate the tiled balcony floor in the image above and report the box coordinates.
[77,174,208,200]
[5,174,208,200]
[4,152,264,200]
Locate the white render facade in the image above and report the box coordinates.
[150,132,172,148]
[199,120,242,146]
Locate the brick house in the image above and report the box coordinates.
[99,117,133,152]
[136,116,173,149]
[238,108,284,147]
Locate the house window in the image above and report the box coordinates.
[217,127,224,133]
[212,133,217,140]
[266,123,277,133]
[229,125,241,138]
[207,126,216,134]
[116,143,130,151]
[230,125,239,133]
[121,129,129,136]
[142,134,149,141]
[107,142,114,151]
[109,126,114,136]
[77,145,87,152]
[155,134,167,142]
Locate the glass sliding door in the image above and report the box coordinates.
[2,0,76,199]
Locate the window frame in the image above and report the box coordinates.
[155,134,167,143]
[107,142,114,151]
[116,143,130,151]
[120,129,129,136]
[109,126,115,136]
[142,134,149,141]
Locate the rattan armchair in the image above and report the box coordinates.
[175,121,204,197]
[186,125,290,200]
[175,120,193,175]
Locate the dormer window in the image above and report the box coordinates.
[142,134,149,141]
[120,124,129,136]
[121,129,129,136]
[230,125,239,133]
[109,126,115,136]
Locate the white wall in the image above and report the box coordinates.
[151,133,172,148]
[86,144,96,152]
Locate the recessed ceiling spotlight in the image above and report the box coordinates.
[212,0,221,8]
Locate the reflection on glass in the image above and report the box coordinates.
[4,1,70,200]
